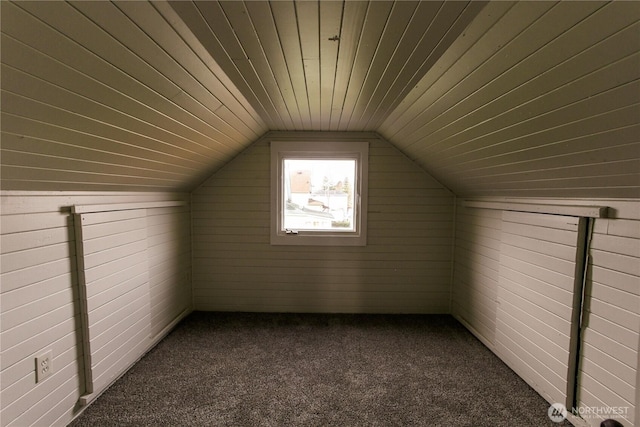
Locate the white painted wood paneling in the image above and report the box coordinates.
[74,209,151,396]
[192,132,454,313]
[455,198,640,427]
[0,192,191,427]
[578,217,640,427]
[451,202,501,346]
[495,211,582,406]
[146,205,192,338]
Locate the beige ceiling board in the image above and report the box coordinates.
[336,1,394,130]
[219,0,296,130]
[168,1,486,132]
[116,1,265,141]
[344,0,420,130]
[429,97,640,197]
[467,174,640,194]
[242,1,304,129]
[319,1,342,131]
[1,1,266,192]
[1,114,199,177]
[189,0,285,129]
[1,151,186,187]
[1,99,211,191]
[329,1,368,131]
[449,139,640,183]
[458,157,640,188]
[379,1,515,137]
[381,1,640,198]
[268,0,312,129]
[1,164,184,191]
[2,0,638,197]
[164,0,277,130]
[360,1,488,131]
[151,2,265,135]
[400,2,631,158]
[1,3,255,155]
[355,0,439,130]
[2,64,225,164]
[70,0,254,145]
[16,0,222,144]
[381,1,555,144]
[1,92,216,183]
[1,132,193,180]
[296,0,321,130]
[426,53,640,171]
[1,36,234,164]
[417,65,640,194]
[435,81,640,174]
[2,88,209,167]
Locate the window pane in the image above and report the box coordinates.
[283,159,356,231]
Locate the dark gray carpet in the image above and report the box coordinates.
[70,312,573,426]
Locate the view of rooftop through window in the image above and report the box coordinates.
[283,159,356,231]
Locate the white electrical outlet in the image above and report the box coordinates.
[35,351,53,382]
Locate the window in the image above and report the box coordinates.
[270,140,368,246]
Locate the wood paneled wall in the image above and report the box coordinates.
[0,192,191,427]
[580,216,640,427]
[146,206,192,337]
[452,204,501,345]
[74,208,152,398]
[191,132,454,313]
[453,198,639,427]
[496,211,584,407]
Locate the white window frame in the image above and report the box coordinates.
[270,140,368,246]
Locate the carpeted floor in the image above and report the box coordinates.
[69,312,573,426]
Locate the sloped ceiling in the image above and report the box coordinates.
[1,1,639,197]
[169,0,486,131]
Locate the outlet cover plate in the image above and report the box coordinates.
[36,351,53,382]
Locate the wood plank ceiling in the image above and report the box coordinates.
[169,0,485,131]
[1,1,639,197]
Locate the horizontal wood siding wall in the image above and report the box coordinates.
[579,217,639,426]
[0,192,191,427]
[192,133,454,313]
[75,209,151,397]
[451,202,501,346]
[453,198,640,427]
[146,205,192,338]
[495,211,581,406]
